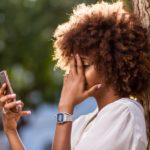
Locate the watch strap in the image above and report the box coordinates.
[56,112,73,124]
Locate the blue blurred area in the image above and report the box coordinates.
[0,97,97,150]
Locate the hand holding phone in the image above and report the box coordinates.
[0,70,14,98]
[0,70,22,112]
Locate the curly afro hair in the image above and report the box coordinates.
[53,1,150,98]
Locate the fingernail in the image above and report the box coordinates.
[16,100,21,104]
[3,83,6,87]
[97,84,102,89]
[27,111,31,115]
[10,94,16,97]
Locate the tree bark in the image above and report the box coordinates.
[131,0,150,149]
[132,0,150,41]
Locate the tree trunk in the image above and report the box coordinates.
[131,0,150,149]
[132,0,150,41]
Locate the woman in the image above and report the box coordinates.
[1,1,150,150]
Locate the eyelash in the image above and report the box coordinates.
[83,64,90,68]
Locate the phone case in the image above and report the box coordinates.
[0,70,14,95]
[0,70,22,112]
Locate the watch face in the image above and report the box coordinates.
[57,113,64,123]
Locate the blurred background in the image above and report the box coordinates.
[0,0,131,149]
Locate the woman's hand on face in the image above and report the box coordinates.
[59,54,101,112]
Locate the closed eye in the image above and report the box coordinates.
[83,64,91,69]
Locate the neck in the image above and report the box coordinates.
[95,86,121,111]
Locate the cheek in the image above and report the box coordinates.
[84,68,101,89]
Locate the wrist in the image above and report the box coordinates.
[58,103,75,114]
[4,128,17,135]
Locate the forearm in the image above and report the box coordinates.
[5,129,26,150]
[52,123,72,150]
[52,104,74,150]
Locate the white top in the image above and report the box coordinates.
[71,98,148,150]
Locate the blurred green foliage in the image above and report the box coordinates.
[0,0,130,108]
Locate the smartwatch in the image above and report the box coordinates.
[56,112,73,124]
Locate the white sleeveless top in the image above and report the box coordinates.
[71,98,148,150]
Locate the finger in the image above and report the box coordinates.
[70,55,77,75]
[0,94,16,104]
[2,107,9,114]
[16,100,24,107]
[84,84,102,97]
[16,101,24,112]
[0,83,7,95]
[19,110,31,116]
[4,100,22,110]
[75,54,84,75]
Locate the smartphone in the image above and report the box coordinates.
[0,70,22,112]
[0,70,14,96]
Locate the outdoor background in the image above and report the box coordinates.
[0,0,131,149]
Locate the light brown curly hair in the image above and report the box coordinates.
[53,1,150,148]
